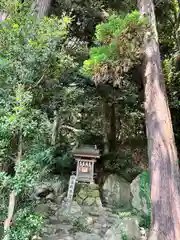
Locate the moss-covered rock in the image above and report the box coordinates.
[91,190,100,198]
[104,215,141,240]
[84,197,96,206]
[130,171,151,217]
[75,183,102,207]
[78,189,88,199]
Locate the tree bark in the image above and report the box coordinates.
[138,0,180,239]
[35,0,52,18]
[51,110,58,146]
[102,99,116,153]
[109,102,116,152]
[0,13,7,21]
[102,100,109,154]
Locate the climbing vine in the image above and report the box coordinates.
[139,171,151,228]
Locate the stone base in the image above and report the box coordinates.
[75,183,102,207]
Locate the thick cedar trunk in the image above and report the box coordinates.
[138,0,180,239]
[35,0,52,18]
[3,134,22,240]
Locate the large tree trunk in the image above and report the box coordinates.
[138,0,180,239]
[34,0,52,18]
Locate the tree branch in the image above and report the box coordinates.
[27,74,45,90]
[61,125,84,134]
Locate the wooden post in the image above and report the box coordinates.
[90,160,95,184]
[76,159,80,179]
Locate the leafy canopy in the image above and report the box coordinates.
[82,10,147,86]
[0,2,76,239]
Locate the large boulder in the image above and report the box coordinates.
[104,216,141,240]
[102,174,131,208]
[33,177,68,200]
[130,171,151,216]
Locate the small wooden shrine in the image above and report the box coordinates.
[72,145,100,184]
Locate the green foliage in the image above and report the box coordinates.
[70,217,91,234]
[0,0,22,14]
[139,171,151,213]
[13,160,41,195]
[0,172,11,221]
[0,2,78,239]
[121,232,127,240]
[103,151,132,172]
[2,0,179,238]
[0,14,73,88]
[139,214,151,229]
[9,208,44,240]
[139,171,151,229]
[118,211,132,218]
[82,11,147,85]
[95,11,145,42]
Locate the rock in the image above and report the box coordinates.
[75,183,102,207]
[42,234,62,240]
[32,235,42,240]
[64,237,74,240]
[52,180,67,195]
[85,216,94,225]
[70,201,82,214]
[84,197,96,206]
[91,190,100,198]
[78,189,88,199]
[34,178,67,200]
[35,204,50,216]
[35,184,53,198]
[46,193,55,201]
[74,232,101,240]
[104,216,141,240]
[130,171,151,216]
[102,174,131,208]
[95,198,103,208]
[56,192,66,204]
[76,197,83,205]
[140,227,148,240]
[56,201,81,217]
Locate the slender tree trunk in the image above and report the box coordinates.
[35,0,52,18]
[138,0,180,239]
[109,102,116,152]
[102,99,116,153]
[0,13,7,21]
[102,100,110,154]
[51,110,58,146]
[3,134,22,240]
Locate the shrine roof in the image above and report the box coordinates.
[72,145,100,158]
